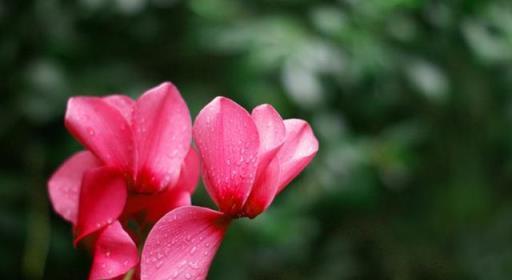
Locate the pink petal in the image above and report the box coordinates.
[140,206,230,280]
[123,187,190,225]
[242,157,280,218]
[176,147,200,194]
[144,190,192,224]
[48,151,101,224]
[276,119,319,192]
[124,148,199,224]
[89,221,138,280]
[133,82,192,193]
[250,104,285,189]
[193,97,260,215]
[251,104,286,160]
[65,97,133,172]
[103,95,135,124]
[124,185,192,225]
[74,167,128,244]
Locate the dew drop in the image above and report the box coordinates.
[189,261,199,269]
[156,260,163,269]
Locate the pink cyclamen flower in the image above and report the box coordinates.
[141,97,318,280]
[48,82,199,280]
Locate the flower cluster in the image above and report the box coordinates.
[48,82,318,280]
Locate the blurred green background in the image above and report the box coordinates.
[2,0,512,279]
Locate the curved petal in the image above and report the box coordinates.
[176,147,200,194]
[251,104,285,182]
[133,82,192,193]
[242,157,280,218]
[144,191,191,224]
[124,186,192,225]
[140,206,230,280]
[103,95,135,124]
[276,119,319,192]
[75,167,128,244]
[65,97,133,172]
[123,189,190,225]
[251,104,286,159]
[123,148,199,224]
[48,151,102,224]
[193,97,260,215]
[89,221,138,280]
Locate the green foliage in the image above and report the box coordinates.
[1,0,512,279]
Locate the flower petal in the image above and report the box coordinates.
[176,147,200,194]
[124,148,199,224]
[251,104,286,199]
[48,151,101,224]
[89,221,138,280]
[133,82,192,193]
[144,190,192,224]
[124,186,192,225]
[102,95,135,124]
[140,206,230,280]
[123,188,191,225]
[242,157,280,218]
[276,119,319,192]
[65,96,133,172]
[193,97,260,215]
[251,104,286,159]
[74,167,127,244]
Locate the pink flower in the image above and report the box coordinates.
[47,82,199,280]
[141,97,318,280]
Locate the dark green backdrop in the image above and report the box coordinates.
[1,0,512,279]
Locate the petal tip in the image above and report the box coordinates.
[252,103,274,113]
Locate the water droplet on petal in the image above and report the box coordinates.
[156,260,163,269]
